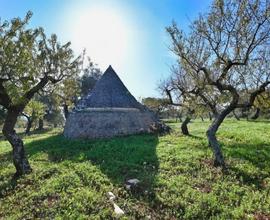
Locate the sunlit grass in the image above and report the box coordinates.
[0,120,269,219]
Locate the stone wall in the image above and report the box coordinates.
[63,109,159,139]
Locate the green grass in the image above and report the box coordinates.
[0,120,270,219]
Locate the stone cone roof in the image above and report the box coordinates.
[77,65,144,110]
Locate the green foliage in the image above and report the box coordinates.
[0,120,270,219]
[0,11,80,107]
[142,97,169,114]
[24,100,45,121]
[254,91,270,111]
[54,77,80,110]
[80,57,102,97]
[50,56,102,117]
[37,93,64,127]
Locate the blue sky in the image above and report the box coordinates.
[0,0,212,99]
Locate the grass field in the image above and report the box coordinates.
[0,120,270,219]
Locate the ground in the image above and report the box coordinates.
[0,120,270,219]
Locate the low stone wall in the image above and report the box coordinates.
[63,109,158,139]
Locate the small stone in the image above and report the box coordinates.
[125,184,131,190]
[113,202,125,216]
[126,179,140,185]
[107,192,116,201]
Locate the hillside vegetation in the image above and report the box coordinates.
[0,120,270,219]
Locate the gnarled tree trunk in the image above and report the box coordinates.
[63,103,69,120]
[181,116,191,135]
[37,118,44,130]
[22,112,32,135]
[2,109,32,176]
[25,117,32,135]
[206,106,234,168]
[208,112,212,121]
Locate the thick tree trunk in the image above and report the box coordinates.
[181,116,191,135]
[37,118,44,130]
[63,104,69,119]
[251,108,260,120]
[209,112,212,121]
[25,118,32,135]
[2,110,32,176]
[206,107,234,168]
[206,125,225,167]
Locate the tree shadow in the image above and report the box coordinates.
[23,133,159,200]
[188,134,204,140]
[225,142,270,169]
[0,151,19,198]
[0,175,19,198]
[246,119,270,124]
[0,150,11,162]
[0,128,55,141]
[224,141,270,189]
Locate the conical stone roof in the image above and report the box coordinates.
[77,65,144,110]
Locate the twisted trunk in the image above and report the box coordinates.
[181,116,191,135]
[206,105,235,168]
[22,112,32,135]
[2,109,32,176]
[37,118,44,130]
[208,112,212,121]
[25,117,32,135]
[25,120,32,135]
[63,103,69,119]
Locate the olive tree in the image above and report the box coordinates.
[80,56,102,97]
[141,97,168,117]
[54,77,80,119]
[22,100,45,135]
[167,0,270,167]
[0,12,80,176]
[160,65,220,135]
[54,56,102,119]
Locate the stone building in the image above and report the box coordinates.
[64,65,169,139]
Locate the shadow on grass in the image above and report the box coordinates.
[188,134,204,140]
[225,142,270,169]
[246,119,270,124]
[24,133,159,193]
[224,141,270,189]
[0,128,55,141]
